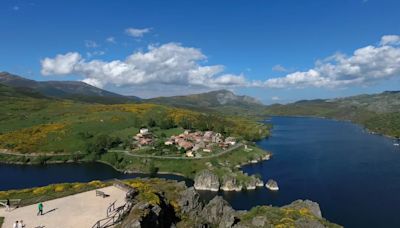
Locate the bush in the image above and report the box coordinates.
[54,185,65,192]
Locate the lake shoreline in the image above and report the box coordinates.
[267,114,399,141]
[0,146,272,192]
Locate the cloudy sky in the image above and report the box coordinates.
[1,0,400,103]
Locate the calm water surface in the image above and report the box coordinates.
[201,116,400,228]
[0,162,192,190]
[1,116,400,227]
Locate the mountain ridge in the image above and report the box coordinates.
[0,72,140,104]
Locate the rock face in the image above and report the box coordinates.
[220,175,243,191]
[194,170,220,191]
[120,178,341,228]
[177,187,203,214]
[265,179,279,191]
[200,196,237,227]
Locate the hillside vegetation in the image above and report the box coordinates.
[265,91,400,138]
[0,85,269,154]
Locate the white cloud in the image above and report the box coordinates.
[106,37,116,43]
[41,52,82,75]
[271,96,280,101]
[125,27,151,38]
[272,64,288,72]
[380,35,400,46]
[264,35,400,89]
[41,43,248,89]
[41,35,400,94]
[84,40,98,48]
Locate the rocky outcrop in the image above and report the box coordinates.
[255,177,264,187]
[283,200,323,219]
[177,187,203,214]
[265,179,279,191]
[245,175,264,190]
[221,175,243,191]
[120,178,341,228]
[200,196,237,227]
[194,170,220,191]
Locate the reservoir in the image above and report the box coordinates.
[212,116,400,228]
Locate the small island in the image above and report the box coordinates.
[265,179,279,191]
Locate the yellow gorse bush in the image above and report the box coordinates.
[0,123,66,153]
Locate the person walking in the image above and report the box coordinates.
[17,220,25,228]
[12,221,18,228]
[6,199,10,211]
[37,202,43,216]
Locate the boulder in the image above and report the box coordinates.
[194,170,220,191]
[255,177,264,187]
[265,179,279,191]
[221,175,243,191]
[201,196,236,227]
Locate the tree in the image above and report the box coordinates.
[147,118,157,128]
[149,162,159,177]
[160,117,175,129]
[86,135,122,156]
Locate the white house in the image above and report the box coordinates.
[140,128,149,134]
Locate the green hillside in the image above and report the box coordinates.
[0,72,140,104]
[0,84,269,154]
[265,91,400,138]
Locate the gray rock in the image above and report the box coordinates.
[201,196,235,226]
[221,175,243,191]
[265,179,279,191]
[194,170,220,191]
[177,187,203,214]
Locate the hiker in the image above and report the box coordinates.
[37,202,43,216]
[6,199,10,211]
[17,220,25,228]
[12,221,18,228]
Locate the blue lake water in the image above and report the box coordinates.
[0,162,192,190]
[1,116,400,227]
[202,116,400,228]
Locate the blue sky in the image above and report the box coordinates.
[1,0,400,103]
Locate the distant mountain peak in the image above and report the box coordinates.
[0,72,140,104]
[148,89,263,109]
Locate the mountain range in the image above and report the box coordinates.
[0,72,139,104]
[1,71,399,137]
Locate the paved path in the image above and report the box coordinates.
[0,186,127,228]
[110,143,243,160]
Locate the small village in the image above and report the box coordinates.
[132,128,237,157]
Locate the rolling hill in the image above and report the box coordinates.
[0,72,140,104]
[265,91,400,138]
